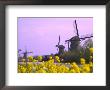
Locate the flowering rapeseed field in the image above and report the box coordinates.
[18,48,93,73]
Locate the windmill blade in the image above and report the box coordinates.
[80,34,93,40]
[58,35,60,45]
[65,39,70,42]
[74,20,79,37]
[80,34,93,38]
[73,20,77,36]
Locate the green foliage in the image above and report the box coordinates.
[83,48,91,63]
[60,50,81,63]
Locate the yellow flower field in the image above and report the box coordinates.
[18,48,93,73]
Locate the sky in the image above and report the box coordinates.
[18,17,93,56]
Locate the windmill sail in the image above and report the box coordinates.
[80,34,93,40]
[74,20,79,37]
[58,35,60,46]
[73,20,79,37]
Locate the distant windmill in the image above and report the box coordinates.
[65,20,93,52]
[56,35,65,55]
[21,48,33,66]
[18,49,22,61]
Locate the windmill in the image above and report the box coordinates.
[65,20,93,52]
[21,48,33,66]
[18,49,22,61]
[56,35,65,55]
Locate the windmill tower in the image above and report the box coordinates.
[21,49,33,66]
[56,35,65,55]
[65,20,93,52]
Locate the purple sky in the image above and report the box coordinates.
[18,17,93,56]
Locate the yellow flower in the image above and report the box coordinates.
[71,62,80,73]
[69,69,76,73]
[37,56,43,61]
[89,61,93,67]
[81,64,90,73]
[57,59,60,63]
[37,68,46,73]
[28,56,33,61]
[55,56,59,60]
[21,67,27,73]
[49,56,53,60]
[80,58,86,65]
[33,59,37,62]
[89,48,93,54]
